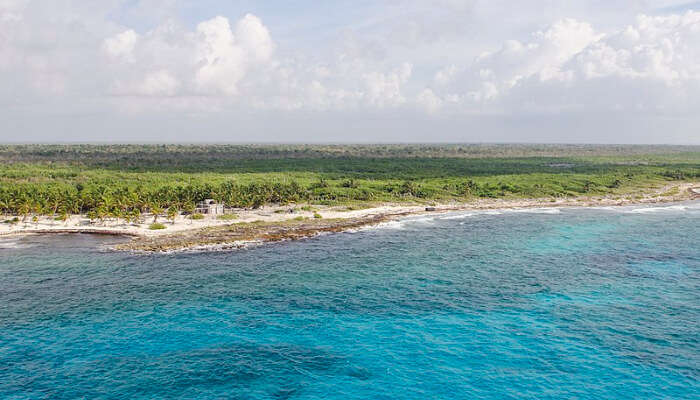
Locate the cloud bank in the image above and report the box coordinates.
[1,0,699,143]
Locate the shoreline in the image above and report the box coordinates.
[2,182,698,252]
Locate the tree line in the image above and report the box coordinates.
[0,180,434,222]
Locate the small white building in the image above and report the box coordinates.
[195,199,224,215]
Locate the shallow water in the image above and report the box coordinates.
[1,202,699,399]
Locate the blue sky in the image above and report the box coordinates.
[1,0,700,143]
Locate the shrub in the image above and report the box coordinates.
[217,214,238,221]
[191,213,205,220]
[662,170,685,180]
[293,216,307,221]
[341,179,358,188]
[311,179,329,189]
[149,223,166,230]
[313,213,323,219]
[608,179,622,189]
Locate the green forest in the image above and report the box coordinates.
[1,144,698,221]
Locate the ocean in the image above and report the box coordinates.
[1,202,698,399]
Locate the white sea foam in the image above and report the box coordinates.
[406,216,436,223]
[507,208,561,214]
[363,220,406,231]
[440,213,475,220]
[0,239,28,249]
[145,240,262,254]
[356,215,438,231]
[352,200,699,234]
[0,238,32,250]
[626,205,689,214]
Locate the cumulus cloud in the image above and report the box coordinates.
[363,63,412,107]
[102,29,139,61]
[422,11,700,116]
[100,14,275,98]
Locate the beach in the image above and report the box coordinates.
[2,182,698,252]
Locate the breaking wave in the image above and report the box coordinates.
[626,205,690,214]
[440,213,476,220]
[507,208,561,214]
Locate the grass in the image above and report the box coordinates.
[217,214,238,221]
[149,223,167,230]
[660,187,680,196]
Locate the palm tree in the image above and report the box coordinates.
[48,189,62,225]
[96,205,109,225]
[167,207,178,225]
[151,204,163,223]
[129,208,141,225]
[183,202,196,224]
[18,198,32,225]
[59,208,69,226]
[100,194,115,224]
[0,198,10,220]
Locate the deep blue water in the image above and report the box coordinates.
[1,202,699,399]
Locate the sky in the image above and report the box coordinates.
[1,0,700,144]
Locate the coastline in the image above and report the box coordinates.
[2,182,698,252]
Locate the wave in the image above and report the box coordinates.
[406,216,437,223]
[626,205,689,214]
[507,208,561,214]
[587,206,618,211]
[347,199,700,234]
[440,213,475,220]
[0,239,30,249]
[354,215,440,232]
[352,220,406,231]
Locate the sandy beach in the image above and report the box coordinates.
[2,182,698,251]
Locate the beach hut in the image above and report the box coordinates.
[195,199,224,215]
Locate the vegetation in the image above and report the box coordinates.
[149,223,167,230]
[0,144,697,218]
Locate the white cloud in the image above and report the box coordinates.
[572,12,700,85]
[194,16,248,95]
[418,11,700,118]
[416,88,442,113]
[111,69,179,96]
[434,65,459,86]
[102,29,139,61]
[99,14,276,98]
[465,19,602,101]
[1,1,700,143]
[235,13,274,64]
[363,62,412,107]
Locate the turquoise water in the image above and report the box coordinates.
[1,202,698,399]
